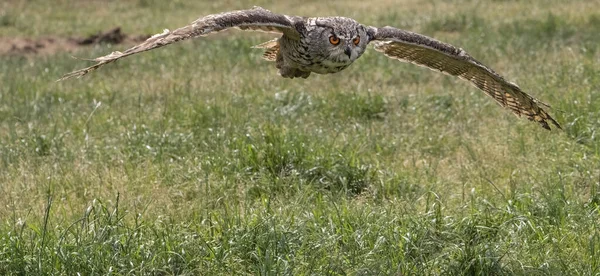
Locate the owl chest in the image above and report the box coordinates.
[281,39,351,74]
[311,59,352,74]
[281,39,315,64]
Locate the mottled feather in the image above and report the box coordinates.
[370,26,560,130]
[57,7,299,81]
[252,38,280,61]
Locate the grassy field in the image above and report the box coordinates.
[1,0,600,274]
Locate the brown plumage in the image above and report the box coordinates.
[58,6,560,130]
[252,38,280,61]
[370,27,560,130]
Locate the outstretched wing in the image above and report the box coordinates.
[57,7,299,81]
[368,26,560,130]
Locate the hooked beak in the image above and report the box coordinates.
[344,46,352,58]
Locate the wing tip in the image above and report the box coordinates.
[56,69,88,82]
[535,114,562,131]
[548,117,562,131]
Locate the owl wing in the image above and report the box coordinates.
[57,7,299,81]
[368,26,560,130]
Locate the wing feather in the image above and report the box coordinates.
[252,38,280,61]
[369,26,560,130]
[57,7,298,81]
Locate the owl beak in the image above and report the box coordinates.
[344,46,352,58]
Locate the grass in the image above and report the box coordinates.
[1,0,600,274]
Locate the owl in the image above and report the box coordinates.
[58,7,560,130]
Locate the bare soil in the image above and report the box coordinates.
[0,27,149,56]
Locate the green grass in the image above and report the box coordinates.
[1,0,600,274]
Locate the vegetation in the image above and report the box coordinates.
[1,0,599,274]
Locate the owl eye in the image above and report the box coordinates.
[353,36,360,45]
[329,35,340,45]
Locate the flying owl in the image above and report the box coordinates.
[58,7,560,130]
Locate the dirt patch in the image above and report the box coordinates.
[0,27,149,56]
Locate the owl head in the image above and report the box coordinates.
[309,17,370,63]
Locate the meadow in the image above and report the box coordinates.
[1,0,599,274]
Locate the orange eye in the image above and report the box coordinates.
[353,36,360,45]
[329,35,340,45]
